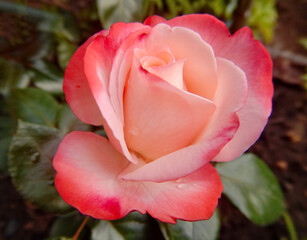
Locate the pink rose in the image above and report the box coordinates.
[54,14,273,223]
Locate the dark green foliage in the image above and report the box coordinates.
[216,153,285,225]
[8,121,72,214]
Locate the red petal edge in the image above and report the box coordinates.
[63,31,106,126]
[54,131,223,223]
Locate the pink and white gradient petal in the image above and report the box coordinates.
[124,55,216,161]
[54,131,223,223]
[145,14,273,162]
[108,24,151,123]
[83,23,150,163]
[120,115,239,182]
[196,57,248,142]
[212,28,273,162]
[84,35,134,163]
[145,24,218,100]
[120,59,247,182]
[63,31,106,126]
[142,59,186,90]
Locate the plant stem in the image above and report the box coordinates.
[230,0,252,33]
[72,216,90,240]
[283,211,298,240]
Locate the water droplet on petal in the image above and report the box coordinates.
[130,127,139,136]
[177,184,186,189]
[175,178,185,183]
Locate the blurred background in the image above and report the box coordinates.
[0,0,306,239]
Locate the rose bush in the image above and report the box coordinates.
[53,14,273,223]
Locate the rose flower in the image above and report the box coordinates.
[53,14,273,223]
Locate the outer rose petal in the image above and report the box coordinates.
[63,31,106,126]
[53,131,223,223]
[212,28,273,162]
[83,23,150,163]
[108,24,151,123]
[145,14,273,162]
[120,115,239,182]
[144,15,167,26]
[196,57,247,142]
[84,35,134,163]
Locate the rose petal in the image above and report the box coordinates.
[196,57,248,142]
[144,15,167,26]
[54,131,223,223]
[144,14,229,43]
[124,55,216,161]
[120,118,238,182]
[83,23,150,163]
[135,47,186,89]
[145,162,223,223]
[120,57,247,183]
[143,59,186,90]
[145,24,218,100]
[84,35,134,163]
[212,28,273,162]
[63,31,106,126]
[108,24,151,123]
[54,131,129,220]
[148,14,273,161]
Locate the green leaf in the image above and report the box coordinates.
[247,0,277,43]
[299,37,307,50]
[0,96,14,173]
[57,10,81,42]
[160,210,220,240]
[96,0,144,29]
[0,115,13,138]
[57,104,91,135]
[34,80,64,95]
[176,0,193,14]
[0,137,11,173]
[49,213,84,238]
[94,128,108,139]
[0,1,80,42]
[0,137,12,173]
[301,73,307,91]
[0,96,14,137]
[29,60,64,94]
[208,0,227,16]
[0,58,31,97]
[30,60,64,82]
[91,212,150,240]
[27,33,56,62]
[165,0,178,18]
[225,0,239,19]
[92,221,124,240]
[29,61,63,94]
[8,121,72,214]
[11,88,60,127]
[56,38,77,70]
[216,153,285,225]
[153,0,163,10]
